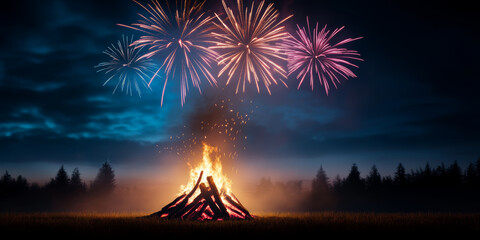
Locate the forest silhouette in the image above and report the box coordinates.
[0,161,115,212]
[254,159,480,212]
[2,159,480,212]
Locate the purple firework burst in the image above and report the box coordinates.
[284,17,363,94]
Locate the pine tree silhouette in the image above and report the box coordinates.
[0,171,14,196]
[447,161,462,186]
[465,162,477,187]
[394,163,406,185]
[332,174,343,191]
[312,166,329,194]
[0,171,13,184]
[366,165,382,190]
[15,175,29,192]
[70,168,86,193]
[345,164,363,192]
[424,163,432,177]
[311,166,332,210]
[91,161,116,195]
[48,165,70,193]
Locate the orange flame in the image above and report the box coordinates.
[180,142,232,197]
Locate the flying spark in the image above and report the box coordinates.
[284,17,363,94]
[160,97,254,162]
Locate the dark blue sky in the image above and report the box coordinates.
[0,0,479,182]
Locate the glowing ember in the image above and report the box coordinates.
[149,142,251,220]
[160,97,254,163]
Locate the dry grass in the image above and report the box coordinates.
[1,212,479,237]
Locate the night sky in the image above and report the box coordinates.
[1,0,478,183]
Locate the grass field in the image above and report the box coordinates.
[1,212,480,237]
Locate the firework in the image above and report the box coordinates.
[95,35,156,97]
[119,0,218,106]
[211,0,292,94]
[284,17,363,94]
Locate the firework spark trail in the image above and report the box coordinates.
[95,35,156,97]
[119,0,218,106]
[211,0,292,94]
[284,17,363,94]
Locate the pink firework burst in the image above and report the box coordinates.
[284,17,363,94]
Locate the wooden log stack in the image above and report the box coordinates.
[149,171,252,221]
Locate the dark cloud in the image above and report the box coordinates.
[0,132,159,165]
[0,0,479,178]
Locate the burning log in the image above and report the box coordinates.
[148,172,252,221]
[224,195,252,219]
[199,183,222,219]
[186,201,208,220]
[150,171,204,218]
[173,192,203,218]
[158,194,185,215]
[182,199,204,219]
[207,176,229,219]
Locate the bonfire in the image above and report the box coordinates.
[149,144,252,220]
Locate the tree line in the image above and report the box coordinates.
[0,161,115,212]
[256,159,480,212]
[3,159,480,212]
